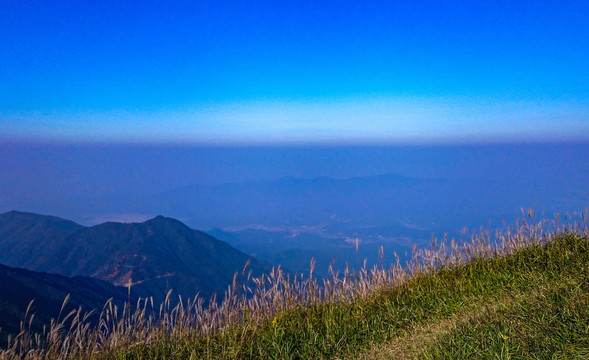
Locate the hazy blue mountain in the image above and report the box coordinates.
[140,171,584,232]
[0,262,133,345]
[147,174,427,228]
[0,211,273,303]
[2,143,587,232]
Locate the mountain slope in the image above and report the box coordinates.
[0,211,273,303]
[0,262,132,345]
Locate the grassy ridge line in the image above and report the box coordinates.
[115,234,589,359]
[354,286,535,359]
[355,234,589,359]
[420,238,589,359]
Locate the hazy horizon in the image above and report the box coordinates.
[1,140,587,228]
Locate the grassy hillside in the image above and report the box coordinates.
[1,211,588,359]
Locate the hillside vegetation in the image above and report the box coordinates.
[1,210,588,359]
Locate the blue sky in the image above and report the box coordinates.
[1,0,588,144]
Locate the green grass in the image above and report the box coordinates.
[421,236,589,359]
[2,214,588,359]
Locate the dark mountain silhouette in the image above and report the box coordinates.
[0,211,273,303]
[0,262,133,345]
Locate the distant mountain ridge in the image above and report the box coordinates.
[146,173,428,228]
[0,211,273,303]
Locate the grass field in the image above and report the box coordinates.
[1,210,588,359]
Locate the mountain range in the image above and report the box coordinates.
[0,211,273,304]
[98,171,587,234]
[4,143,588,233]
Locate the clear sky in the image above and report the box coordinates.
[1,0,588,144]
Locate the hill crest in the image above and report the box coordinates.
[0,211,273,303]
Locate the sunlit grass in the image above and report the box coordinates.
[1,209,588,359]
